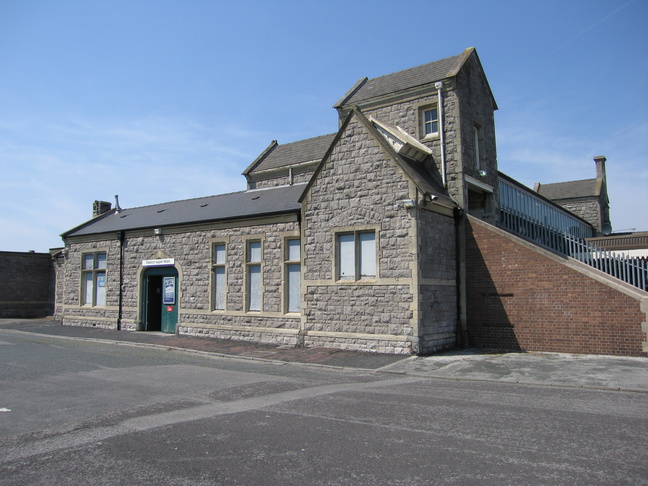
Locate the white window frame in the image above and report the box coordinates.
[81,252,107,306]
[284,238,301,314]
[335,230,377,281]
[245,239,263,312]
[420,105,439,139]
[211,242,227,311]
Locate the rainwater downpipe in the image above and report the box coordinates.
[117,230,124,331]
[435,81,447,187]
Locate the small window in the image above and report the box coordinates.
[473,124,483,170]
[336,231,376,281]
[285,238,301,313]
[421,106,439,138]
[81,252,107,306]
[246,240,262,312]
[212,243,227,310]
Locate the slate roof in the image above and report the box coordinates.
[536,179,600,200]
[334,50,467,108]
[243,133,336,175]
[63,184,306,238]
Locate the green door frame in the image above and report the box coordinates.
[142,266,179,333]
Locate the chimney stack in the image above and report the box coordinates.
[92,200,112,218]
[594,155,607,182]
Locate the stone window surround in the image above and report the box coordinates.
[80,249,108,307]
[416,100,441,141]
[332,224,381,283]
[473,123,483,171]
[210,238,229,312]
[243,235,265,312]
[282,232,301,314]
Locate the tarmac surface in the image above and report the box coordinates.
[1,318,647,393]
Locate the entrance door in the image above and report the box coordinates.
[142,267,178,333]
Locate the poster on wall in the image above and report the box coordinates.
[163,277,175,305]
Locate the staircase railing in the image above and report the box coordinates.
[563,233,647,291]
[499,207,647,292]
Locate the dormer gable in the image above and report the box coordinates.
[243,133,335,189]
[368,116,433,162]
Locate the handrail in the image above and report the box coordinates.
[499,207,647,292]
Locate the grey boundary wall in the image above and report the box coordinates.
[0,251,55,318]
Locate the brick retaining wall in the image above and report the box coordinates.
[465,216,648,356]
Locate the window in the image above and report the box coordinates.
[212,243,227,310]
[336,231,376,281]
[81,252,106,306]
[421,106,439,138]
[473,124,483,170]
[285,239,301,313]
[246,240,262,311]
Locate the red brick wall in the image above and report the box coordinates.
[465,217,647,356]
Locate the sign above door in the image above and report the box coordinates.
[142,258,175,267]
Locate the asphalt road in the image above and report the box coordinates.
[1,330,647,485]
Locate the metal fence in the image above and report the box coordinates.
[563,233,647,292]
[499,178,594,240]
[499,207,648,292]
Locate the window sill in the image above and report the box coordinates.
[421,133,440,141]
[334,278,378,285]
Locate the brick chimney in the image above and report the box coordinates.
[92,200,112,218]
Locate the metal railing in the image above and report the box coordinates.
[496,175,646,291]
[564,233,647,292]
[499,177,594,240]
[499,207,647,292]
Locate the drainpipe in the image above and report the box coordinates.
[436,81,447,187]
[117,231,124,330]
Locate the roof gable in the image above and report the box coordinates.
[335,48,470,109]
[299,108,454,209]
[243,133,336,176]
[536,178,601,200]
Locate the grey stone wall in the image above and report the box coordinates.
[0,251,54,318]
[301,114,418,353]
[248,168,315,190]
[53,253,65,320]
[417,209,458,353]
[359,91,458,202]
[60,239,121,329]
[454,53,499,221]
[557,199,601,233]
[61,219,301,343]
[357,54,499,220]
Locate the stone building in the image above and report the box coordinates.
[56,47,648,356]
[534,156,612,235]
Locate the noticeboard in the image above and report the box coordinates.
[162,277,175,305]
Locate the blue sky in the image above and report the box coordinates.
[1,0,646,252]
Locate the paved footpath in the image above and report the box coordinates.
[1,318,647,393]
